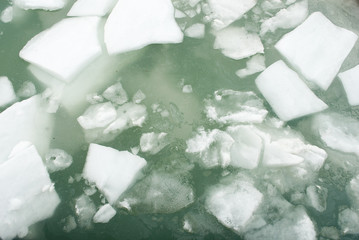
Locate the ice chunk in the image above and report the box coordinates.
[93,204,116,223]
[236,55,266,78]
[45,149,73,173]
[185,23,205,39]
[205,178,263,233]
[102,82,128,105]
[346,176,359,210]
[132,90,146,104]
[0,6,13,23]
[260,0,308,36]
[14,0,66,11]
[256,61,328,121]
[338,208,359,234]
[17,81,36,98]
[320,227,339,240]
[338,65,359,106]
[306,185,327,212]
[246,206,316,240]
[208,0,257,30]
[186,128,234,168]
[214,27,264,60]
[0,76,16,107]
[275,12,358,90]
[77,102,117,130]
[205,90,268,124]
[140,132,169,154]
[0,143,60,240]
[262,139,304,167]
[0,95,53,164]
[83,144,147,203]
[68,0,117,17]
[261,0,284,11]
[174,9,186,18]
[182,85,193,93]
[104,0,183,55]
[62,215,77,233]
[20,17,102,81]
[75,194,96,229]
[227,125,262,169]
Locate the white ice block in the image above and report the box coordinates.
[67,0,117,17]
[338,65,359,106]
[185,23,205,39]
[20,17,102,81]
[0,143,60,240]
[93,204,116,223]
[255,60,328,121]
[14,0,66,11]
[275,12,358,90]
[83,144,147,204]
[214,27,264,60]
[0,76,16,107]
[104,0,183,55]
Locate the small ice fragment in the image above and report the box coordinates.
[184,9,197,18]
[320,227,340,240]
[275,12,358,90]
[93,204,116,223]
[45,149,73,173]
[20,17,102,81]
[338,65,359,106]
[140,132,169,154]
[208,0,257,30]
[132,90,146,104]
[306,185,327,212]
[236,55,266,78]
[175,9,186,18]
[185,24,205,39]
[205,178,263,233]
[86,93,104,104]
[77,102,117,130]
[84,186,97,196]
[182,85,193,93]
[260,0,308,36]
[0,6,13,23]
[75,194,96,229]
[255,60,328,121]
[261,0,284,11]
[17,81,36,98]
[102,82,128,105]
[0,76,16,107]
[346,176,359,210]
[13,0,66,11]
[104,0,183,55]
[189,0,201,7]
[83,144,147,203]
[68,0,117,17]
[214,27,264,60]
[62,215,77,233]
[338,208,359,234]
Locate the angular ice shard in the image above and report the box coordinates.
[205,90,268,125]
[140,132,169,154]
[208,0,257,30]
[102,82,128,105]
[75,194,96,229]
[205,177,263,233]
[214,27,264,60]
[14,0,66,11]
[77,102,117,130]
[93,204,116,223]
[260,0,308,36]
[67,0,117,17]
[306,185,327,212]
[0,143,60,240]
[104,0,183,55]
[0,76,16,107]
[45,149,73,173]
[246,207,316,240]
[0,95,53,164]
[20,17,102,81]
[255,61,328,121]
[275,12,358,90]
[83,144,147,204]
[338,65,359,106]
[236,55,266,78]
[185,23,205,39]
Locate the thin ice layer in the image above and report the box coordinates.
[255,60,328,121]
[104,0,183,55]
[338,65,359,106]
[0,95,53,164]
[13,0,66,11]
[275,12,358,90]
[83,144,147,204]
[20,17,102,81]
[0,143,60,240]
[67,0,117,17]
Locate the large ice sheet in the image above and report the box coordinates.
[67,0,117,17]
[255,60,328,121]
[208,0,257,30]
[20,17,102,81]
[104,0,183,55]
[83,144,147,204]
[275,12,358,90]
[0,143,60,240]
[0,95,53,164]
[14,0,66,11]
[0,76,16,107]
[338,65,359,106]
